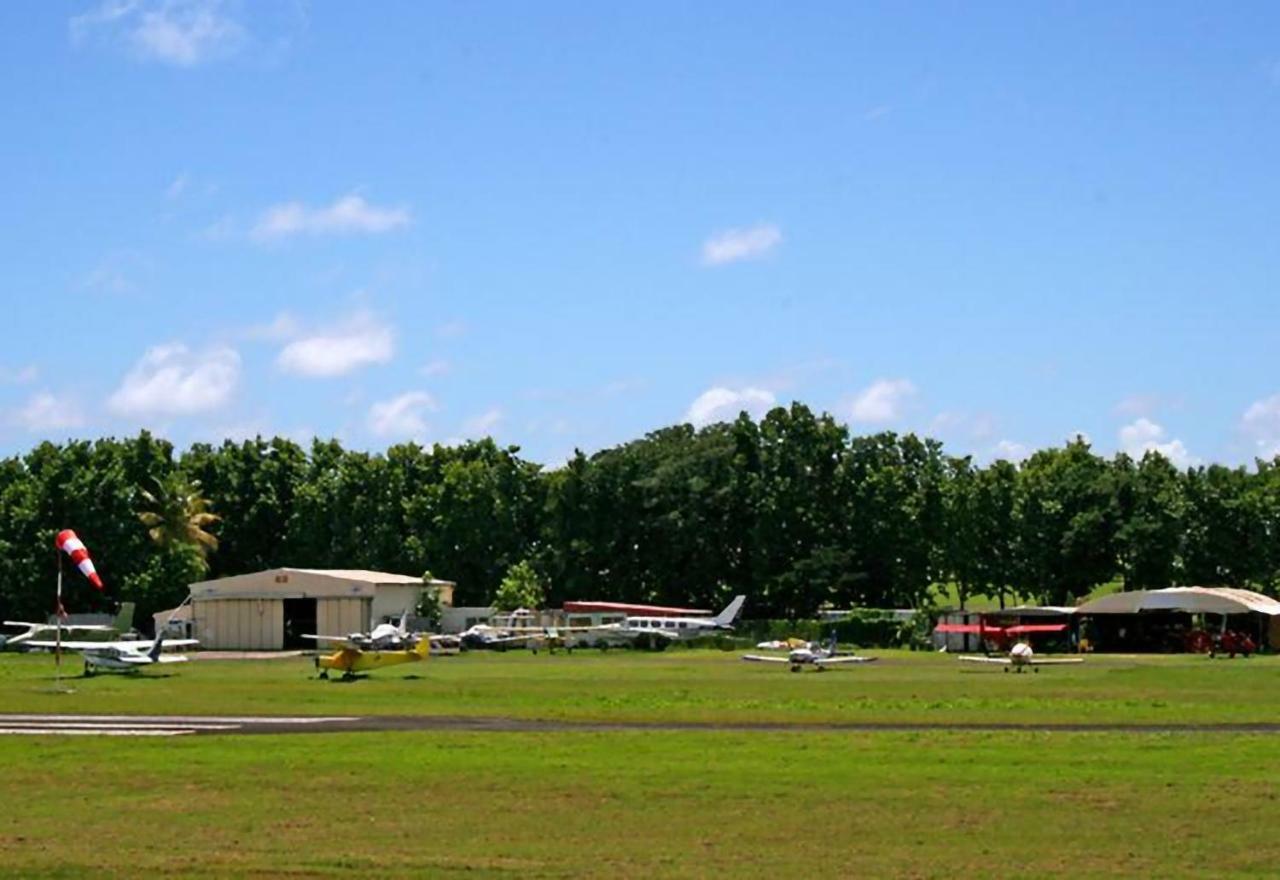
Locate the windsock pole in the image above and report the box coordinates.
[55,550,63,687]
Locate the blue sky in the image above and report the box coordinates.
[2,1,1279,466]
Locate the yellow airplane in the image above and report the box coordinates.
[313,635,431,680]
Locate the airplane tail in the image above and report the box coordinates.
[828,633,839,655]
[113,602,136,634]
[397,609,410,636]
[714,595,746,628]
[148,633,165,662]
[413,636,431,658]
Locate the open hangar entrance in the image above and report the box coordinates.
[1074,587,1280,654]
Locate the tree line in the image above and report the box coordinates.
[1,403,1277,626]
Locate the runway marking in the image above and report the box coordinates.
[4,714,1280,736]
[0,714,357,737]
[0,727,196,737]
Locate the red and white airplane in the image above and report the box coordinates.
[935,620,1083,673]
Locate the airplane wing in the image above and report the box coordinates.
[3,621,115,632]
[150,655,190,664]
[741,654,790,663]
[23,640,120,652]
[813,655,877,666]
[302,634,353,645]
[1029,657,1084,665]
[1005,624,1069,635]
[957,655,1012,665]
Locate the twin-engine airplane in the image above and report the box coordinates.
[22,634,198,675]
[1,603,137,651]
[742,635,877,672]
[594,595,747,647]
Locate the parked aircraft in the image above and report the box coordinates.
[305,612,415,652]
[956,641,1083,673]
[312,636,432,680]
[23,634,198,676]
[595,596,747,647]
[742,635,876,672]
[2,603,137,650]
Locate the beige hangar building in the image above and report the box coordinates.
[182,568,456,650]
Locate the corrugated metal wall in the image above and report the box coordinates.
[318,598,369,638]
[194,599,283,650]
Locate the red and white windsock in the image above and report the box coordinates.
[55,529,103,590]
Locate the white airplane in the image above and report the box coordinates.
[594,595,747,646]
[743,635,877,672]
[2,603,137,651]
[304,611,415,652]
[957,641,1084,673]
[23,634,199,675]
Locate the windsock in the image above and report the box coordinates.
[55,529,103,590]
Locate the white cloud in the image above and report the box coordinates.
[107,343,240,416]
[165,172,189,199]
[463,408,503,437]
[435,320,467,339]
[276,312,393,378]
[245,311,300,341]
[368,391,436,439]
[1242,394,1280,459]
[701,223,782,266]
[251,194,410,241]
[849,378,916,423]
[685,386,776,427]
[419,359,451,377]
[13,392,85,433]
[70,0,245,67]
[990,439,1030,462]
[0,365,38,385]
[1118,418,1197,467]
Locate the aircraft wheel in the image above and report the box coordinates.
[318,670,329,680]
[1003,667,1009,674]
[790,665,801,673]
[84,661,92,677]
[1033,667,1040,674]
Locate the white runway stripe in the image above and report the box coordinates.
[0,721,241,731]
[0,714,358,737]
[0,727,196,736]
[0,714,353,724]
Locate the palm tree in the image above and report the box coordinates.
[137,473,220,564]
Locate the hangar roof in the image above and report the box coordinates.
[1076,587,1280,617]
[285,569,446,585]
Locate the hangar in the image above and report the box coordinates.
[1075,586,1280,653]
[185,568,455,650]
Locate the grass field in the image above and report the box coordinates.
[2,647,1279,726]
[3,649,1280,878]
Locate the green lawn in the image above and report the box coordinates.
[3,650,1280,878]
[3,730,1279,878]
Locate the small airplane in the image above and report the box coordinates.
[933,620,1071,650]
[594,595,747,647]
[22,633,199,676]
[312,636,432,680]
[742,635,877,672]
[2,602,138,651]
[304,611,415,652]
[459,609,597,653]
[957,641,1083,673]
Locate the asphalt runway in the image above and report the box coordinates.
[4,713,1280,736]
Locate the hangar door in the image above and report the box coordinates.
[316,598,370,641]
